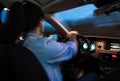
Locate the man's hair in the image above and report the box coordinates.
[24,2,44,33]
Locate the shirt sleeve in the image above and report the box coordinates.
[43,38,78,64]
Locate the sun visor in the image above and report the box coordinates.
[43,0,87,14]
[94,0,120,16]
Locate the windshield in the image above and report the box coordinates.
[44,4,120,38]
[44,4,97,31]
[55,4,97,23]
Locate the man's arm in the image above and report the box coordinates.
[43,31,79,64]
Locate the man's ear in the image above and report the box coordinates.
[39,20,43,27]
[39,20,44,33]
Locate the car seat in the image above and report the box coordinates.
[0,2,48,81]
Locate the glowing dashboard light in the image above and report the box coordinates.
[90,44,96,51]
[112,55,118,59]
[83,43,88,49]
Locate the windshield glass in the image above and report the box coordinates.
[44,4,97,31]
[55,4,97,23]
[44,4,120,37]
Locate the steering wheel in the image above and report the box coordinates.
[64,35,91,67]
[77,35,91,63]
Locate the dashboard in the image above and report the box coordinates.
[57,35,120,81]
[86,36,120,65]
[84,36,120,80]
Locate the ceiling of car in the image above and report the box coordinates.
[0,0,53,7]
[35,0,55,6]
[0,0,120,14]
[0,0,87,13]
[0,0,24,7]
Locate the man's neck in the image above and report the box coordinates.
[30,30,40,35]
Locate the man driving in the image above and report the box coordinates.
[23,2,97,81]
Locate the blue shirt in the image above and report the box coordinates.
[23,33,78,81]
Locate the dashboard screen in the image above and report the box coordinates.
[110,43,120,51]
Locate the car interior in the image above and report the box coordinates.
[0,0,120,81]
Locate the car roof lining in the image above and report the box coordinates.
[43,0,87,13]
[0,0,88,13]
[0,0,23,8]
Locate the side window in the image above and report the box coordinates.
[44,21,55,33]
[44,21,59,41]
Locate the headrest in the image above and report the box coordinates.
[0,2,26,44]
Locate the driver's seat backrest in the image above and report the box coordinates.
[0,2,26,80]
[0,2,49,81]
[7,44,49,81]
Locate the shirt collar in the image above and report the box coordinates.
[27,32,41,38]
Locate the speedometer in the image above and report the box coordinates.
[83,43,88,49]
[82,43,96,51]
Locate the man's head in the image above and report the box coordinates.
[24,2,45,34]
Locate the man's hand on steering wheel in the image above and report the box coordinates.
[67,31,79,41]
